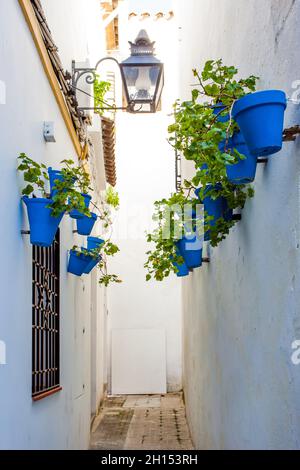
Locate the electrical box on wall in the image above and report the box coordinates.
[43,122,56,142]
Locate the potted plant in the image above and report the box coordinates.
[48,167,64,197]
[68,247,94,276]
[213,105,258,184]
[222,132,257,184]
[18,153,64,247]
[168,59,256,247]
[87,236,105,251]
[50,159,92,219]
[171,252,189,277]
[176,235,203,269]
[77,212,97,236]
[145,191,203,281]
[232,90,287,156]
[47,160,92,219]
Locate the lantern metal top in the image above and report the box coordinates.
[129,30,155,56]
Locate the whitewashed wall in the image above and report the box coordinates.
[176,0,300,450]
[107,0,183,393]
[0,0,106,449]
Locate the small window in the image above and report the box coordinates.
[32,230,61,400]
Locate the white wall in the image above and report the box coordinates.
[0,0,106,449]
[176,0,300,450]
[107,0,183,393]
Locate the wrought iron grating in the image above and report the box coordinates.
[32,230,60,399]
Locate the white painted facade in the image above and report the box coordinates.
[176,0,300,450]
[0,0,108,449]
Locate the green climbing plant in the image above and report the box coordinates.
[145,60,259,281]
[94,74,111,115]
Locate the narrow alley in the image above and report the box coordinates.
[90,394,194,450]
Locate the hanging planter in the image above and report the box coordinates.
[176,235,203,269]
[22,197,64,247]
[68,249,93,276]
[48,168,63,196]
[171,247,190,277]
[172,258,189,277]
[220,132,258,184]
[70,193,92,219]
[83,254,101,275]
[195,185,224,241]
[87,236,105,251]
[232,90,287,156]
[76,212,97,236]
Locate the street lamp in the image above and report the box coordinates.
[71,30,164,114]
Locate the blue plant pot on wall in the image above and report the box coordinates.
[87,237,105,251]
[220,132,258,184]
[48,168,64,197]
[83,254,101,275]
[22,197,64,247]
[76,212,97,236]
[70,193,92,220]
[68,249,92,276]
[195,185,224,241]
[232,90,287,156]
[176,236,203,269]
[173,260,189,277]
[171,248,190,277]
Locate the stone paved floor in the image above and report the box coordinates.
[90,393,194,450]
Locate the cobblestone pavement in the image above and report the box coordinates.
[90,393,194,450]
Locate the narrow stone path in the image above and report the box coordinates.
[90,393,194,450]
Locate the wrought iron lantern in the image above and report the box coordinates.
[71,30,164,114]
[120,30,164,113]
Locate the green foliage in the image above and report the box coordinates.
[17,153,48,197]
[94,75,111,116]
[105,185,120,209]
[98,273,122,287]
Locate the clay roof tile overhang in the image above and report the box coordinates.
[101,116,117,187]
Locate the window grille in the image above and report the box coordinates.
[32,230,61,400]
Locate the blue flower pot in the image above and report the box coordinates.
[87,237,105,251]
[22,197,64,247]
[232,90,287,156]
[171,248,190,277]
[76,212,97,236]
[48,168,64,197]
[173,259,189,277]
[83,254,101,275]
[220,132,258,184]
[195,185,224,241]
[70,193,92,220]
[68,249,92,276]
[176,236,203,269]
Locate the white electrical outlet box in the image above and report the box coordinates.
[43,122,56,142]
